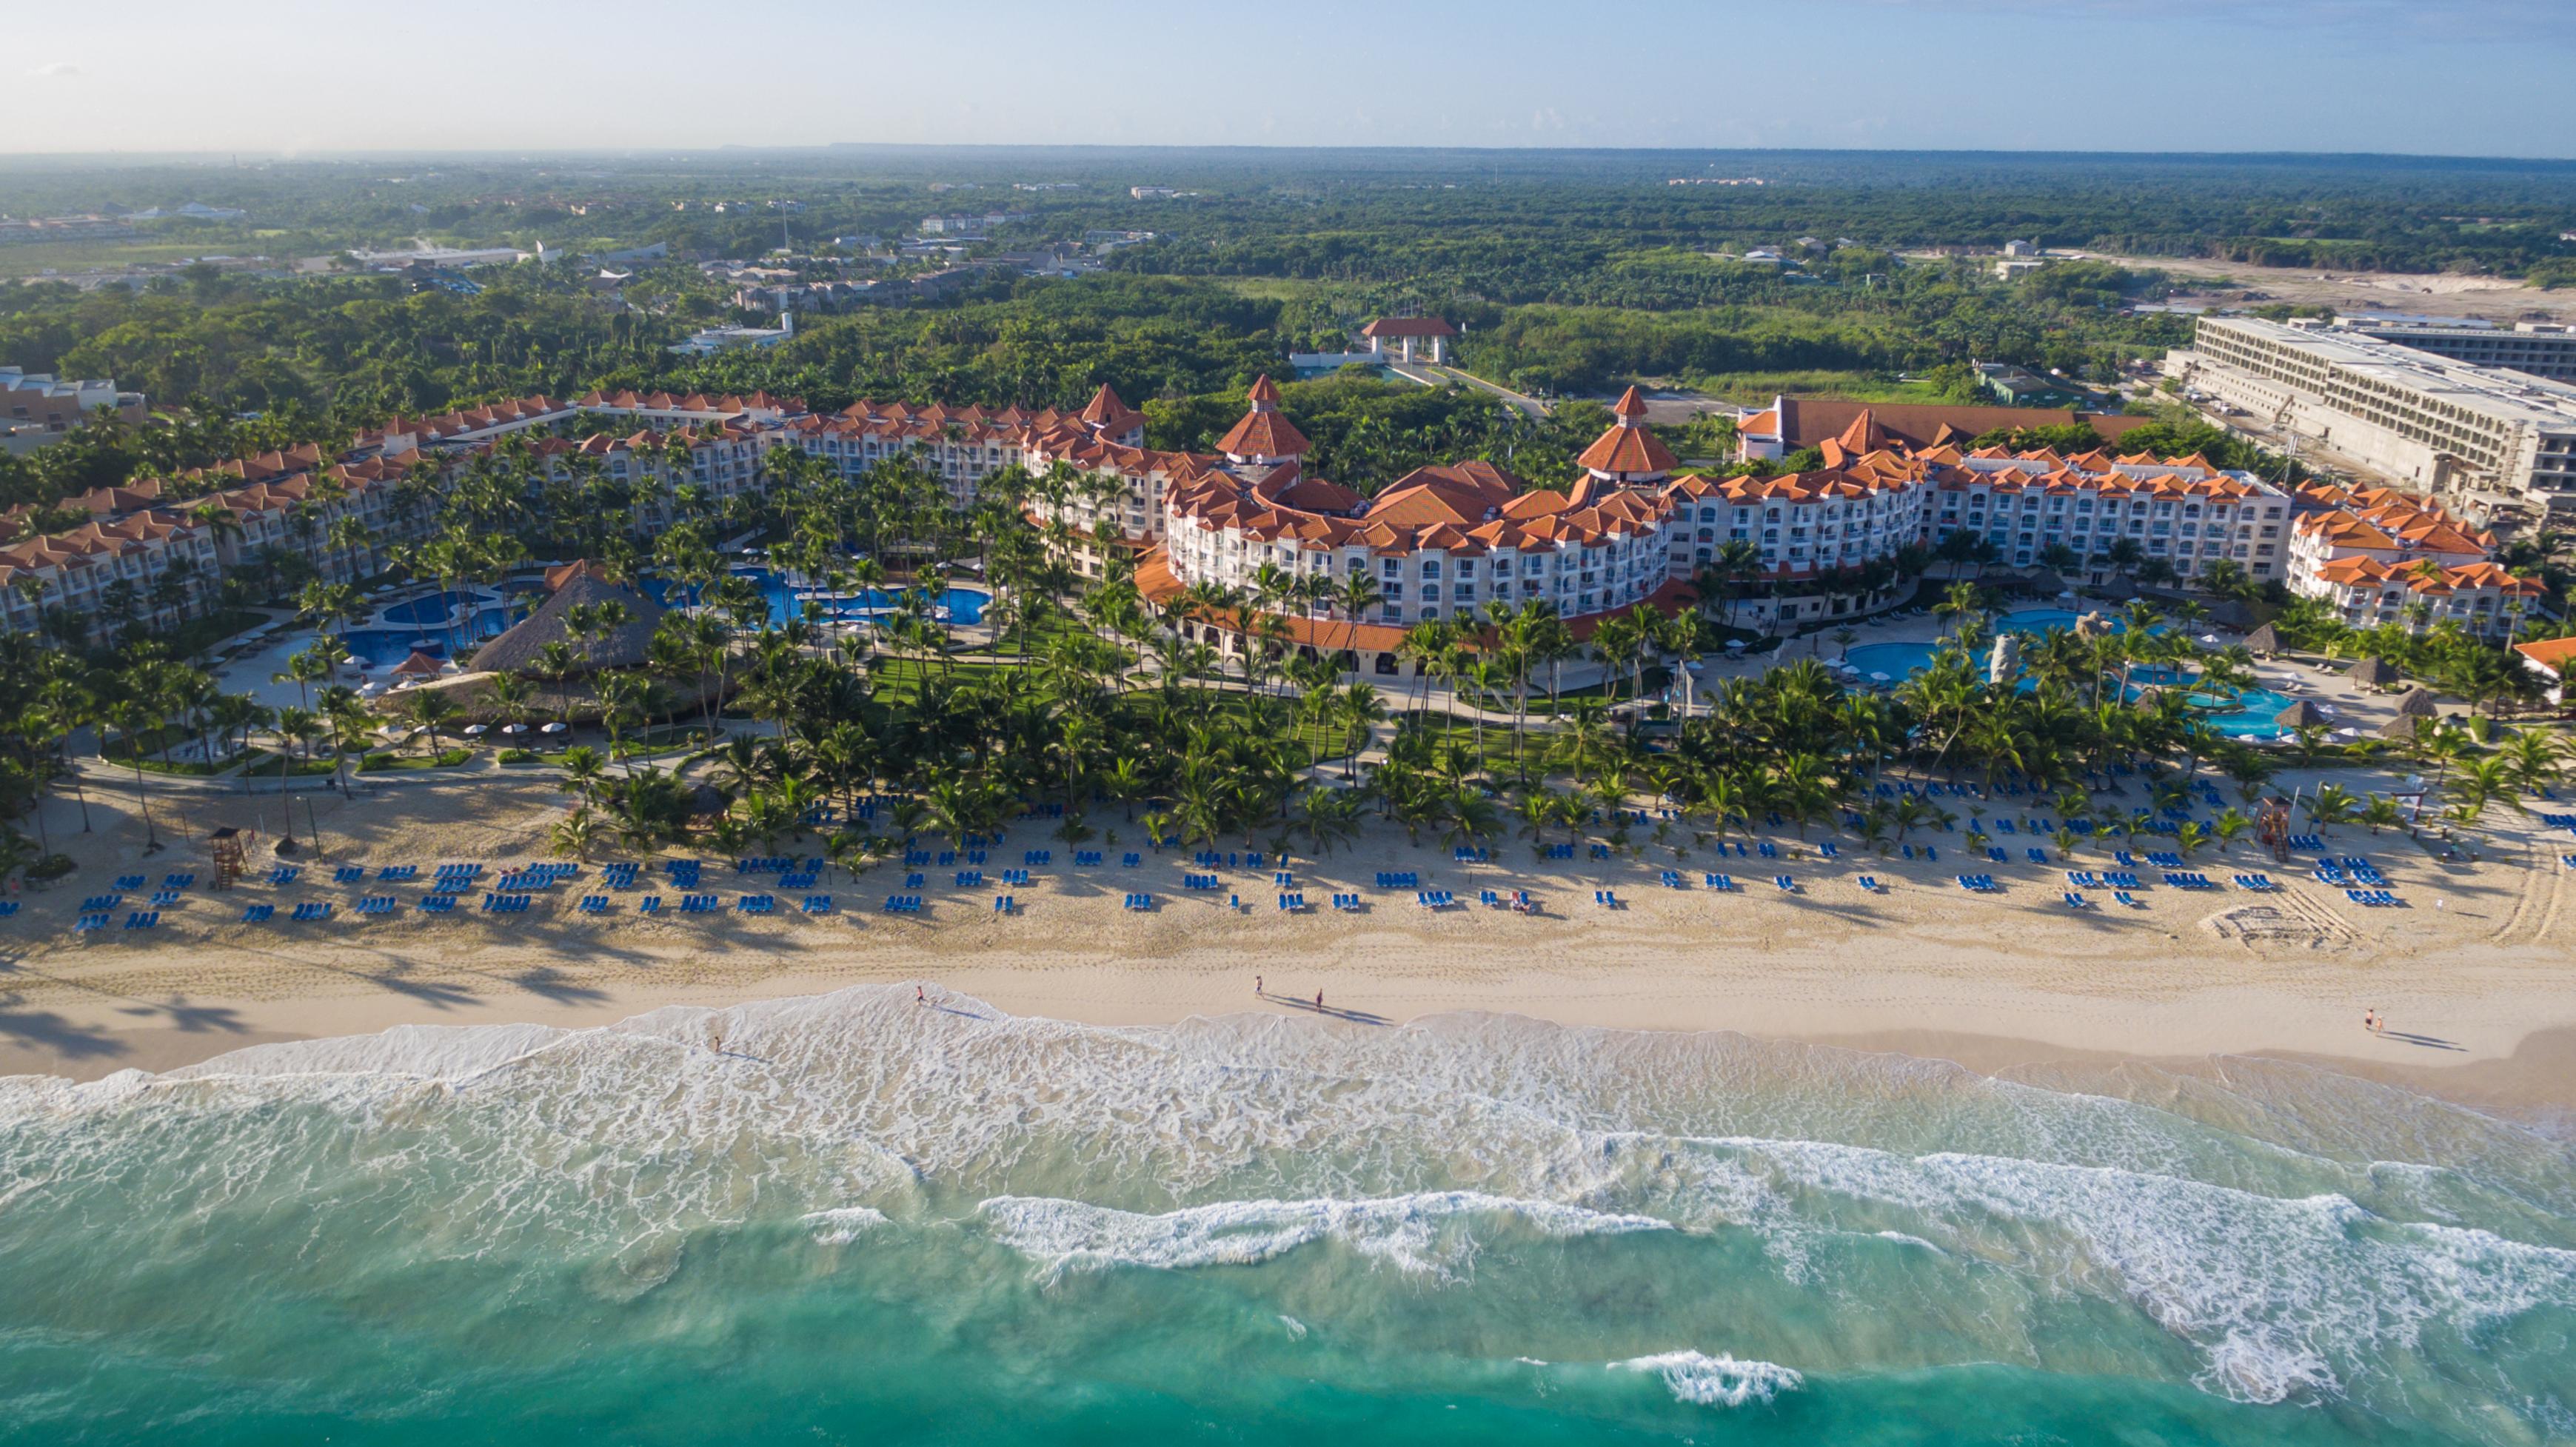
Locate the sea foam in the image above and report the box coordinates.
[979,1191,1670,1283]
[1613,1350,1804,1408]
[4,983,2570,1433]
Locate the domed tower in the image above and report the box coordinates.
[1570,386,1678,504]
[1077,384,1145,447]
[1216,375,1311,472]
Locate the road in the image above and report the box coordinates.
[1385,362,1552,418]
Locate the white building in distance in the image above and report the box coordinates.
[2169,316,2576,517]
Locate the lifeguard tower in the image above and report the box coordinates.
[207,826,257,889]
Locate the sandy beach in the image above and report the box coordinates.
[7,767,2573,1123]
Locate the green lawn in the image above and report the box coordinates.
[1685,371,1961,405]
[237,750,341,778]
[107,750,249,777]
[358,748,474,772]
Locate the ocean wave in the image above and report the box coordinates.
[1612,1350,1803,1408]
[4,983,2571,1432]
[800,1206,889,1246]
[1659,1134,2576,1406]
[977,1190,1670,1283]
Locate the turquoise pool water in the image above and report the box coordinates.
[379,589,494,626]
[650,570,992,626]
[1842,641,1941,681]
[1843,610,2156,685]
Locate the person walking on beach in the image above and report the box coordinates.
[2363,1008,2378,1033]
[1254,975,1263,997]
[917,985,926,1006]
[1315,989,1324,1011]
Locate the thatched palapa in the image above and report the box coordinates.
[467,561,666,679]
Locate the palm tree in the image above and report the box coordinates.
[2306,781,2359,833]
[403,689,461,758]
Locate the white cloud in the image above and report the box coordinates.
[29,61,81,78]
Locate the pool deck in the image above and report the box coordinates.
[1691,607,2429,744]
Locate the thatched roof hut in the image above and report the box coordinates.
[2378,713,2426,741]
[469,562,666,679]
[2243,622,2281,655]
[2348,656,2399,689]
[2395,686,2440,718]
[390,649,444,678]
[2274,699,2327,729]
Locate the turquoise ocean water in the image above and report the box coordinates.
[2,986,2572,1445]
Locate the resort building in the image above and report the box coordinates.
[0,390,815,637]
[2334,319,2576,386]
[0,508,219,635]
[2169,316,2576,516]
[1017,387,1219,578]
[1732,395,2151,461]
[2283,483,2543,636]
[7,361,2540,659]
[1,367,147,455]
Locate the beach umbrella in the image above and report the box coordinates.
[2273,699,2327,729]
[2243,622,2281,655]
[501,723,527,735]
[463,724,488,737]
[391,649,444,679]
[2378,714,2425,741]
[2395,686,2439,718]
[1868,671,1893,683]
[541,722,568,735]
[2348,657,2398,689]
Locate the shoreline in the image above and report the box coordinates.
[10,950,2572,1127]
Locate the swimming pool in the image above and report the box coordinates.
[1841,609,2144,685]
[380,589,496,626]
[2199,688,2301,738]
[340,629,459,669]
[651,571,992,626]
[1842,641,1941,682]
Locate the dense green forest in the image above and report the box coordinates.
[5,147,2573,512]
[7,147,2572,278]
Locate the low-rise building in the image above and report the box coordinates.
[1359,317,1458,364]
[1,368,147,453]
[2284,483,2542,636]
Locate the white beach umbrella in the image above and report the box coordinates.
[541,722,568,735]
[1869,671,1893,683]
[463,724,488,737]
[501,723,527,736]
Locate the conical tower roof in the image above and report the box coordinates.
[1575,386,1677,481]
[1217,375,1308,464]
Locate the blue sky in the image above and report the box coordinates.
[12,0,2572,157]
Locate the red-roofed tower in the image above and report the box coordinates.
[1571,386,1678,502]
[1217,375,1310,470]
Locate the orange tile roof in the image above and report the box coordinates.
[1216,378,1309,459]
[2514,636,2576,671]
